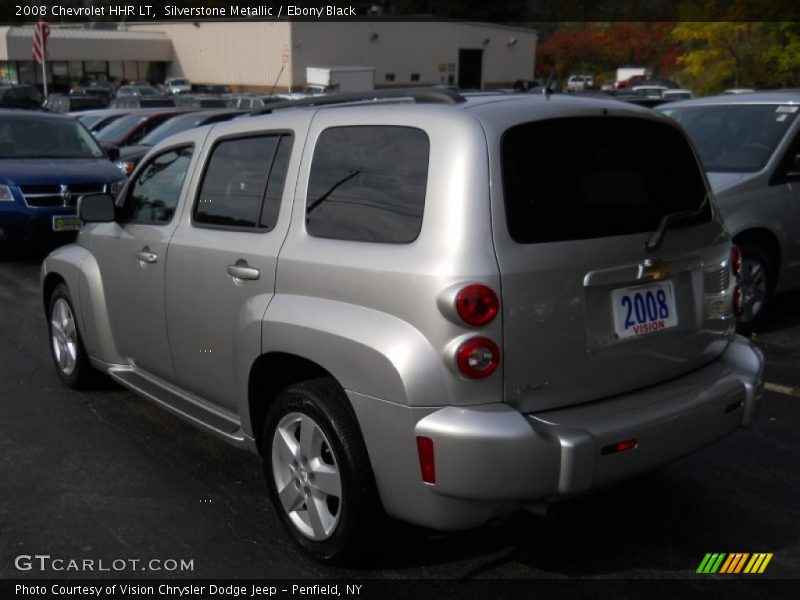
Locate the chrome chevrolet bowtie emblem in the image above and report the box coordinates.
[59,184,71,207]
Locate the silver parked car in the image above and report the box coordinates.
[41,89,763,562]
[659,92,800,328]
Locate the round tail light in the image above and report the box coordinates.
[456,337,500,379]
[455,284,499,326]
[730,246,742,279]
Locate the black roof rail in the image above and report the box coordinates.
[251,87,466,115]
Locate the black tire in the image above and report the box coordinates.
[736,242,774,334]
[262,377,380,563]
[47,283,97,389]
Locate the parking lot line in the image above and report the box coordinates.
[764,382,800,397]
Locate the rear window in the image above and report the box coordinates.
[502,117,709,244]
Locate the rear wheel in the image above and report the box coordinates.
[736,242,773,333]
[48,283,97,389]
[263,377,379,563]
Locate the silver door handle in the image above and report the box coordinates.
[227,264,260,281]
[137,250,158,264]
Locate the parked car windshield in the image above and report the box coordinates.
[0,116,105,159]
[138,114,206,146]
[660,104,799,172]
[95,114,148,143]
[502,116,709,244]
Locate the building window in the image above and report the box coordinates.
[385,73,395,82]
[410,73,420,82]
[68,61,83,82]
[109,61,124,82]
[84,60,107,74]
[18,62,36,85]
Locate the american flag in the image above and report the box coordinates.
[32,21,51,65]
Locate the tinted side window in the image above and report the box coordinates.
[194,134,292,230]
[306,126,429,243]
[119,146,193,223]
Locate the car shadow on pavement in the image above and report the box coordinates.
[751,289,800,334]
[358,453,795,577]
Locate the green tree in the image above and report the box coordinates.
[672,22,800,94]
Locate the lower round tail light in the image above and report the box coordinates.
[456,337,500,379]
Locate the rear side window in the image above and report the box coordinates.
[306,126,429,243]
[194,134,292,230]
[502,117,709,244]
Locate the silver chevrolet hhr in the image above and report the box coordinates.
[41,89,763,562]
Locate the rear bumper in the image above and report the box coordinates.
[352,336,763,530]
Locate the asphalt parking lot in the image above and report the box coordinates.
[0,252,798,584]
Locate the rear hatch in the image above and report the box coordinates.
[494,115,733,412]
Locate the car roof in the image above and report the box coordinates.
[0,108,76,122]
[235,91,660,131]
[661,90,800,108]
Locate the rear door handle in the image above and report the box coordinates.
[136,249,158,264]
[227,264,260,281]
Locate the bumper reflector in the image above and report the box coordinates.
[601,439,637,456]
[416,436,436,483]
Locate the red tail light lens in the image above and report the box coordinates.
[455,284,499,326]
[416,436,435,484]
[601,439,638,456]
[730,246,742,279]
[733,285,743,316]
[456,337,500,379]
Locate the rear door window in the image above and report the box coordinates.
[502,117,709,244]
[193,134,293,230]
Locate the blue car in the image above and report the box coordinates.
[0,110,125,247]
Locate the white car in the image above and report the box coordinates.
[662,89,694,102]
[566,75,589,92]
[165,78,191,95]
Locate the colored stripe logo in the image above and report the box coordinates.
[697,553,773,574]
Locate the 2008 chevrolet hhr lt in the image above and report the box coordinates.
[41,89,764,562]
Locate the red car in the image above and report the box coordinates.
[93,108,195,149]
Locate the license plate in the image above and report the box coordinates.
[612,281,678,339]
[52,215,80,232]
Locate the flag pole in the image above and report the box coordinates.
[41,50,47,97]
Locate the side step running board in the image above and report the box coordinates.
[108,368,244,441]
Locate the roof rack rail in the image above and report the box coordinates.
[252,87,466,115]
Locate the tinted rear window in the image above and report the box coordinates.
[502,117,709,244]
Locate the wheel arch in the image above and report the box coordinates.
[733,228,782,287]
[248,352,334,452]
[42,272,67,313]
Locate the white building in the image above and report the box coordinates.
[0,21,537,92]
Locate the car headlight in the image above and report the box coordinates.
[0,185,15,202]
[115,161,136,176]
[109,180,126,196]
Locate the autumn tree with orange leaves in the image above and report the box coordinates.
[535,23,682,86]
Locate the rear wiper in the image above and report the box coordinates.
[645,194,711,252]
[307,169,362,214]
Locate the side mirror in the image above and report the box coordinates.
[106,146,120,161]
[78,193,116,223]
